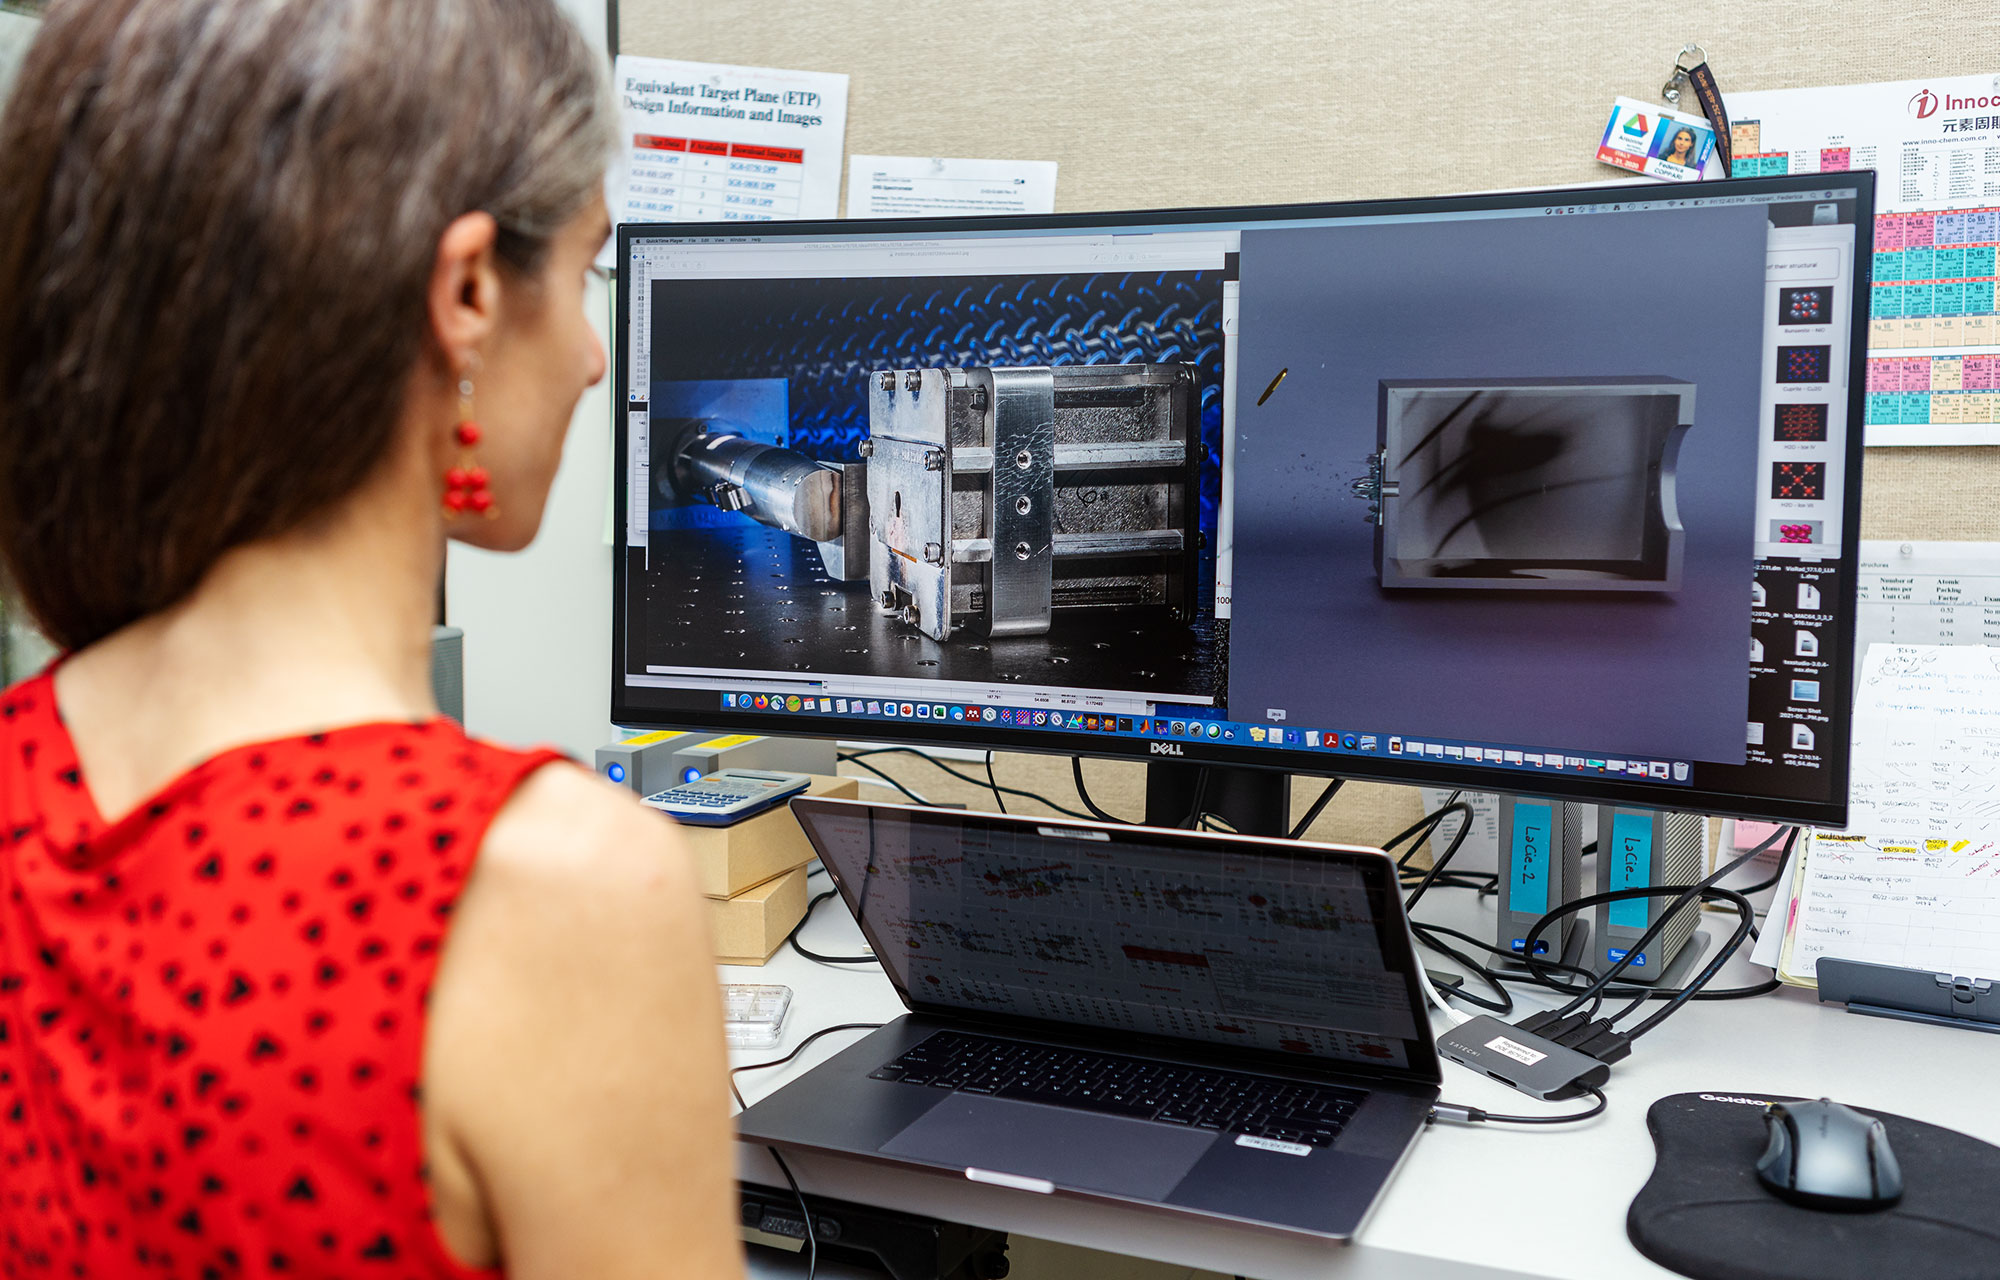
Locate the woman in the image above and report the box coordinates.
[0,2,744,1276]
[1657,125,1700,168]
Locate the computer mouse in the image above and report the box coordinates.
[1755,1098,1903,1210]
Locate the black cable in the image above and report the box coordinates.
[1471,830,1794,1048]
[984,751,1008,815]
[1387,800,1470,867]
[1426,903,1776,1010]
[1287,779,1344,841]
[787,889,877,966]
[1619,886,1758,1039]
[1681,974,1783,1001]
[727,1021,885,1280]
[1406,921,1608,1015]
[1402,805,1474,915]
[1598,885,1760,1027]
[1411,921,1603,984]
[1434,1085,1607,1126]
[1409,873,1499,893]
[1402,876,1498,898]
[768,1145,819,1280]
[1070,756,1134,824]
[840,747,1098,820]
[1180,766,1212,830]
[1731,859,1788,895]
[1520,880,1762,1024]
[839,754,932,806]
[1520,825,1795,1013]
[727,1021,888,1110]
[1409,923,1514,1014]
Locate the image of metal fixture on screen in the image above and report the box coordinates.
[866,364,1197,642]
[636,267,1226,699]
[1352,378,1695,591]
[651,364,1198,643]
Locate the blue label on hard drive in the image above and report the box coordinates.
[1607,947,1649,967]
[1510,801,1552,915]
[1608,811,1654,930]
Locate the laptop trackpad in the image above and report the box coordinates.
[880,1096,1217,1201]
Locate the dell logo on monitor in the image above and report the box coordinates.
[1150,742,1184,757]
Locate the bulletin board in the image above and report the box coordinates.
[618,0,2000,842]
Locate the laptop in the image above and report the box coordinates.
[736,798,1443,1240]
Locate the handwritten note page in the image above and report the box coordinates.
[1780,644,2000,984]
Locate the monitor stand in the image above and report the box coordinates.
[1143,762,1291,838]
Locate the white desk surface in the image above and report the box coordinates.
[726,866,1997,1280]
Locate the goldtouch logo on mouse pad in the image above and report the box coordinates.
[1698,1093,1773,1107]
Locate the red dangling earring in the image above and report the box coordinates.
[442,365,496,519]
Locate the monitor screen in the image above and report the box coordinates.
[793,799,1438,1084]
[613,173,1874,827]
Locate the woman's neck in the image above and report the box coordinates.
[52,478,447,822]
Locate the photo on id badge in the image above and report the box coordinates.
[1649,118,1712,176]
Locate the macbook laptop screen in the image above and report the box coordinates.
[797,801,1439,1082]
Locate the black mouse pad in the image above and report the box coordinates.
[1630,1092,2000,1280]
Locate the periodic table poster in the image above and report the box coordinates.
[1728,74,2000,446]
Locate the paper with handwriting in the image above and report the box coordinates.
[1779,644,2000,985]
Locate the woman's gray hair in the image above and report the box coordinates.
[0,0,614,650]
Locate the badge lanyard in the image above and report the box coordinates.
[1662,45,1732,177]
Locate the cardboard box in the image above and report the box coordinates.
[709,864,810,965]
[678,774,857,900]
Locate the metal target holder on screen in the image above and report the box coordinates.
[1350,377,1695,592]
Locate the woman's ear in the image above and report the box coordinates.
[427,212,502,360]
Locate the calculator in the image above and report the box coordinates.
[640,768,813,826]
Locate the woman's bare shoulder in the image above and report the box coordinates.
[422,760,745,1279]
[476,760,688,883]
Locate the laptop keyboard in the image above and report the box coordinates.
[869,1030,1364,1148]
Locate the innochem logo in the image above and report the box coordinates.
[1910,89,1938,119]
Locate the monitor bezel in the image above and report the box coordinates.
[611,171,1875,828]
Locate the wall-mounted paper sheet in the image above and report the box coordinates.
[847,155,1058,219]
[1775,645,2000,986]
[1726,74,2000,446]
[612,55,849,227]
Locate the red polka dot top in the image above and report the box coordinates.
[0,670,565,1278]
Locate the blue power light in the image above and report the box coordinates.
[682,767,703,783]
[606,762,625,784]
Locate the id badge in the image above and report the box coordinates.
[1597,96,1717,182]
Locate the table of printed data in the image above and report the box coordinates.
[1859,562,2000,647]
[624,134,807,222]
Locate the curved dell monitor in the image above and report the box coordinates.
[612,172,1875,829]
